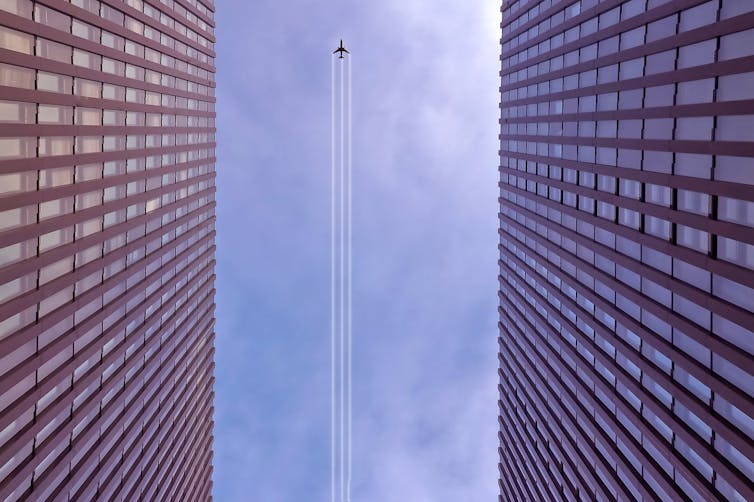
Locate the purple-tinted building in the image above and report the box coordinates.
[499,0,754,500]
[0,0,216,499]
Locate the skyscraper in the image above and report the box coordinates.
[499,1,754,500]
[0,0,216,500]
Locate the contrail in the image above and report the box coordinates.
[346,55,353,502]
[331,42,352,502]
[330,54,336,502]
[339,54,345,502]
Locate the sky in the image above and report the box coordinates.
[213,1,502,500]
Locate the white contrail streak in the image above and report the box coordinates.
[346,55,353,502]
[339,57,345,502]
[331,47,352,502]
[330,54,336,502]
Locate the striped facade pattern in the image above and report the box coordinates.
[0,0,216,500]
[498,0,754,500]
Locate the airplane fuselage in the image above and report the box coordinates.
[334,40,349,59]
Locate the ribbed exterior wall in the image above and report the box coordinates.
[498,0,754,500]
[0,0,216,500]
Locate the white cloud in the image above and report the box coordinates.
[214,0,502,500]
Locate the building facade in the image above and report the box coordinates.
[0,0,216,500]
[499,0,754,500]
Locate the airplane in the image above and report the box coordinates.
[333,39,350,59]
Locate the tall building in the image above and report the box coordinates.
[0,0,216,500]
[498,1,754,500]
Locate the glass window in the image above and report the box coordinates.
[0,0,33,17]
[715,431,754,479]
[718,71,754,102]
[618,88,643,109]
[677,225,709,253]
[74,163,102,182]
[74,107,101,126]
[644,118,674,140]
[716,313,754,358]
[71,19,100,41]
[0,63,34,89]
[36,38,71,63]
[0,138,35,159]
[719,28,754,60]
[70,0,100,13]
[75,136,102,154]
[39,256,73,285]
[676,116,714,141]
[36,72,72,94]
[721,0,754,18]
[674,153,711,179]
[621,0,645,19]
[646,184,671,206]
[72,49,101,70]
[596,93,617,112]
[646,216,671,240]
[677,79,715,105]
[674,328,710,366]
[38,136,73,156]
[125,16,144,35]
[0,100,34,123]
[717,115,754,142]
[677,436,714,481]
[596,121,617,140]
[714,394,754,439]
[103,135,126,151]
[718,237,754,269]
[674,293,711,329]
[620,26,646,50]
[102,84,125,101]
[678,190,709,215]
[680,1,720,31]
[126,87,145,104]
[100,30,125,51]
[124,39,144,59]
[618,179,641,199]
[618,119,641,138]
[598,35,618,57]
[125,64,145,80]
[0,205,36,234]
[38,104,72,124]
[597,64,618,84]
[714,474,746,502]
[716,155,754,185]
[74,78,101,98]
[103,109,125,126]
[645,50,676,76]
[643,278,671,306]
[674,258,710,291]
[679,39,716,68]
[0,171,35,198]
[102,57,125,76]
[719,197,754,227]
[101,3,125,25]
[34,4,71,31]
[645,84,674,107]
[0,26,33,53]
[619,57,644,80]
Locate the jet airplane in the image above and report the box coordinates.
[333,40,350,59]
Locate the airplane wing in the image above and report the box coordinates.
[343,48,350,54]
[333,48,340,54]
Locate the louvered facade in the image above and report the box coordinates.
[499,1,754,500]
[0,0,216,500]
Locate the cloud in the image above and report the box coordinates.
[213,0,502,500]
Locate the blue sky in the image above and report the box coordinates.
[213,1,501,500]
